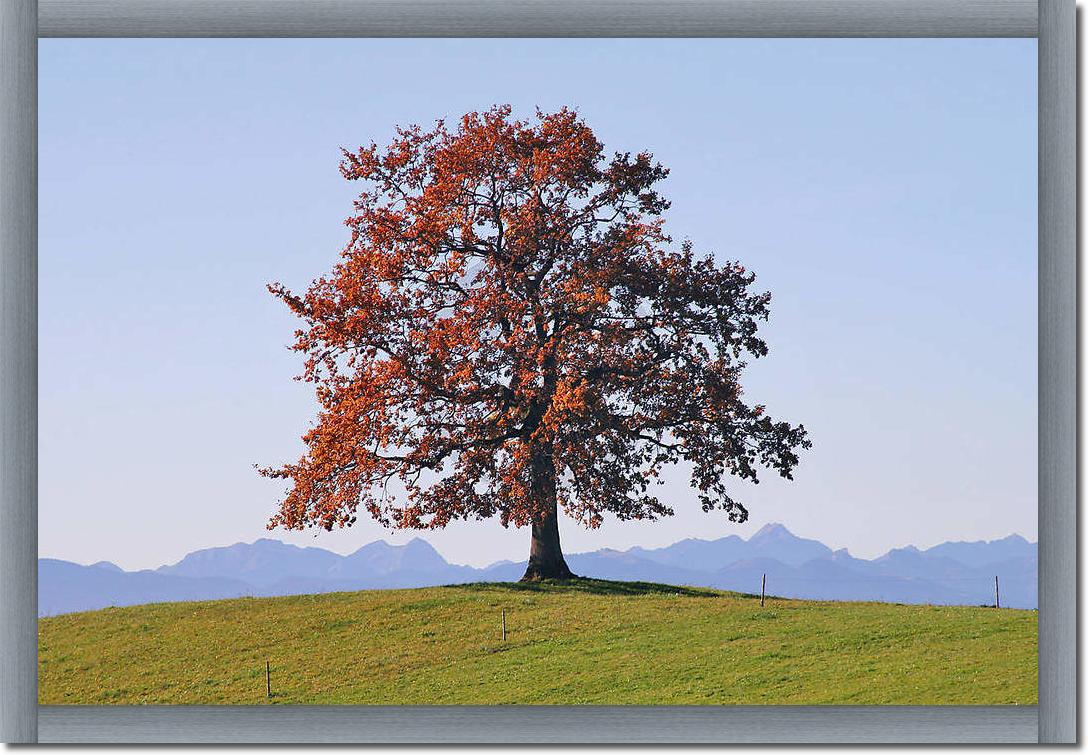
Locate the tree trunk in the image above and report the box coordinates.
[520,452,575,581]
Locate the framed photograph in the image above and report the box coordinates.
[1,0,1075,744]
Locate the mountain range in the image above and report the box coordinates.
[39,523,1037,616]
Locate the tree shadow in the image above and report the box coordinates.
[445,577,720,598]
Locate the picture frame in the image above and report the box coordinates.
[1,0,1074,743]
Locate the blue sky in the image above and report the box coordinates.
[39,39,1037,569]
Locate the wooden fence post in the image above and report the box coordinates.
[501,609,506,642]
[761,574,766,607]
[995,575,1000,609]
[266,660,271,699]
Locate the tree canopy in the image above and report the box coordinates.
[263,106,810,577]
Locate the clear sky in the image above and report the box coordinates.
[39,39,1038,570]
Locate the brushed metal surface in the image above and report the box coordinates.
[38,0,1038,37]
[0,0,38,744]
[38,705,1039,744]
[1037,0,1077,743]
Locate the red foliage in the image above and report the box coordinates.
[262,105,810,542]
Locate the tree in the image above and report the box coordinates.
[262,105,810,581]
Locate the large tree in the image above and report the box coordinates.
[262,106,810,580]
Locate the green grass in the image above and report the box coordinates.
[38,579,1037,705]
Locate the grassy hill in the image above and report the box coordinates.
[38,579,1037,705]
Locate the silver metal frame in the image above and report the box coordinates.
[1,0,1075,743]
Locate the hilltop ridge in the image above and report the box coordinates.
[38,580,1038,705]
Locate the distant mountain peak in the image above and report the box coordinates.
[921,532,1036,568]
[404,537,439,551]
[752,522,792,539]
[353,539,394,554]
[878,545,921,560]
[90,561,122,572]
[926,533,1032,548]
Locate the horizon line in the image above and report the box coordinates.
[41,522,1039,573]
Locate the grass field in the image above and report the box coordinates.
[38,579,1037,705]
